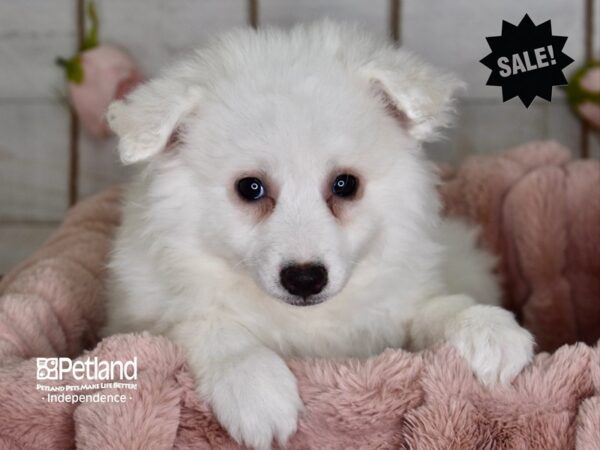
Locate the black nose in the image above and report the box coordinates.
[280,263,328,298]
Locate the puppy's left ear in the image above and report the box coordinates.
[361,51,465,141]
[107,77,203,165]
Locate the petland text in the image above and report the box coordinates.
[36,357,137,381]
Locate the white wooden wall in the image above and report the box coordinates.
[1,0,599,272]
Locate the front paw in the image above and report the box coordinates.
[205,351,302,450]
[445,304,534,385]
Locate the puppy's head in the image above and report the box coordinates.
[108,22,463,307]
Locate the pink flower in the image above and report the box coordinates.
[68,45,143,138]
[580,67,600,93]
[578,102,600,129]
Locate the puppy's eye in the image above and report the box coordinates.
[237,177,266,201]
[332,174,358,198]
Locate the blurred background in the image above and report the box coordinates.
[0,0,598,272]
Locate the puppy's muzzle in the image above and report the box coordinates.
[280,263,328,302]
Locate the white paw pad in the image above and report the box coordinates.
[206,352,302,450]
[446,304,534,385]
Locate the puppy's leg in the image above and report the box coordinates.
[171,320,302,450]
[410,295,534,385]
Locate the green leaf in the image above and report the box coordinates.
[56,56,84,84]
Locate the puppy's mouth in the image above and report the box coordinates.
[280,294,328,307]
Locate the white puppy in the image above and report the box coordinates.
[104,21,533,450]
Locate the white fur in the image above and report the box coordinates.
[103,22,533,450]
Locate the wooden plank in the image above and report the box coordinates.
[259,0,389,37]
[99,0,247,78]
[426,98,595,164]
[402,0,585,99]
[0,0,75,99]
[546,101,582,155]
[78,133,130,197]
[426,99,549,163]
[0,101,69,221]
[0,1,248,97]
[595,0,600,55]
[0,222,58,274]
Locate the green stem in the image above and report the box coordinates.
[82,0,99,51]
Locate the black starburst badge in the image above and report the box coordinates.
[480,14,574,107]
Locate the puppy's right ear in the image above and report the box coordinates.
[359,49,464,141]
[107,78,202,165]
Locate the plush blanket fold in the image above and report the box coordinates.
[440,141,600,351]
[0,141,599,449]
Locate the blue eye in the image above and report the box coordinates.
[332,174,358,198]
[237,177,266,201]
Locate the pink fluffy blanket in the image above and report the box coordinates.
[1,141,599,449]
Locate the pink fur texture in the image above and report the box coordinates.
[440,140,600,352]
[0,141,599,449]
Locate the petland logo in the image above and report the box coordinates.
[36,357,138,403]
[37,357,138,381]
